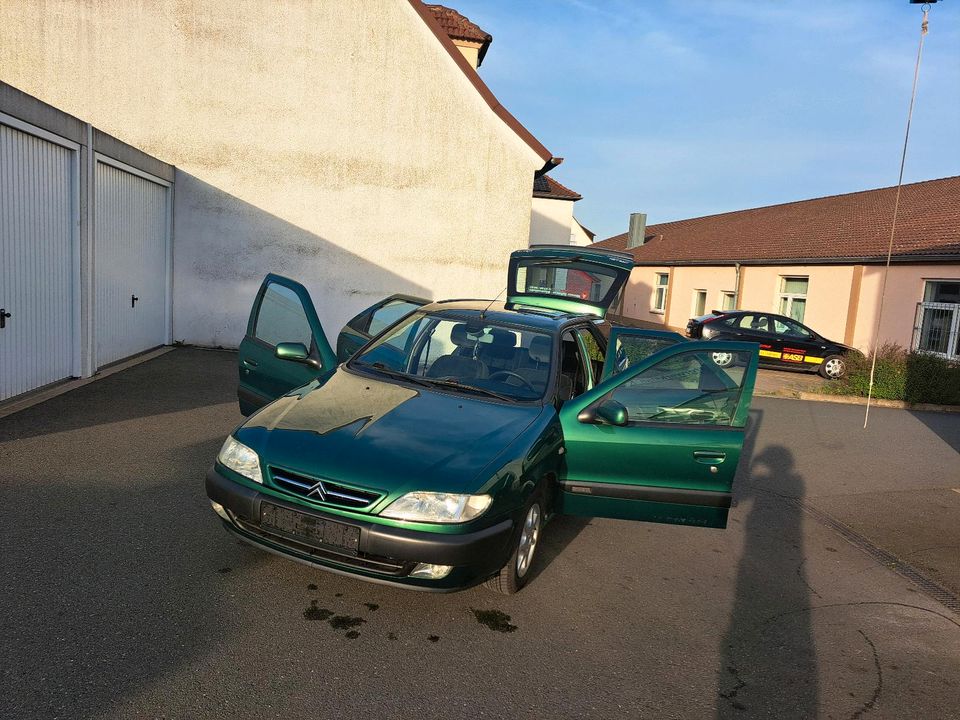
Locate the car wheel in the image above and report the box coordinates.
[711,351,735,368]
[484,499,542,595]
[819,354,847,379]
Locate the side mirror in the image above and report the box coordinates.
[275,342,321,370]
[578,398,628,426]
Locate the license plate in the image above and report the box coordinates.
[260,503,360,553]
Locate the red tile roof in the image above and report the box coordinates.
[596,176,960,264]
[533,174,582,201]
[408,1,555,168]
[426,4,491,45]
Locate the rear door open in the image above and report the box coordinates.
[507,246,634,318]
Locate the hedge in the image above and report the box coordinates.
[823,343,960,405]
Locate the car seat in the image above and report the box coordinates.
[426,323,487,380]
[514,336,552,392]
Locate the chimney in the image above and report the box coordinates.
[627,213,647,249]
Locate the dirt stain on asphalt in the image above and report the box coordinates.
[471,609,517,633]
[217,567,232,573]
[307,583,318,590]
[345,630,360,639]
[303,600,334,622]
[329,615,366,631]
[364,603,380,611]
[388,633,398,641]
[428,635,440,643]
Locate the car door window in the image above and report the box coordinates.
[605,333,682,379]
[609,349,752,426]
[574,326,605,387]
[771,317,813,339]
[254,282,313,348]
[367,299,422,337]
[559,331,589,400]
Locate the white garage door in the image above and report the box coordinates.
[0,119,78,402]
[94,158,169,368]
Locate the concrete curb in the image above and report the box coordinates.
[0,346,174,421]
[755,389,960,414]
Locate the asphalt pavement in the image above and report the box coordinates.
[1,348,958,719]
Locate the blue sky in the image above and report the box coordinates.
[451,0,960,240]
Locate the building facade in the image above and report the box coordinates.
[597,177,960,358]
[0,0,555,350]
[529,175,594,247]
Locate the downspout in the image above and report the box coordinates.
[734,262,742,310]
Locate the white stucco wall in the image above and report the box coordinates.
[529,197,576,246]
[0,0,543,347]
[569,218,594,247]
[854,264,960,351]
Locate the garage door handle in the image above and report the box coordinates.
[693,451,725,464]
[131,294,139,308]
[0,309,9,329]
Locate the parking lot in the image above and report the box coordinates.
[1,348,958,719]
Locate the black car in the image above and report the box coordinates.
[686,310,857,379]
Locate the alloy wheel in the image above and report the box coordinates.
[516,503,541,578]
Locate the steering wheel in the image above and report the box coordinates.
[487,370,537,393]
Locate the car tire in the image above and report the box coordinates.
[711,351,735,368]
[819,354,847,379]
[484,498,543,595]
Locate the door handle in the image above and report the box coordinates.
[0,308,10,329]
[131,294,139,308]
[242,359,258,367]
[693,451,726,464]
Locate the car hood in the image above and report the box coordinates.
[236,368,547,498]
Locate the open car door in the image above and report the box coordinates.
[558,328,759,529]
[507,245,634,318]
[336,294,428,362]
[238,277,428,415]
[237,274,337,415]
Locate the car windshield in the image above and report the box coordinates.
[349,312,553,401]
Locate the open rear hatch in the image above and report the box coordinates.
[507,245,634,318]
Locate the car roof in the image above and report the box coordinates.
[416,299,593,331]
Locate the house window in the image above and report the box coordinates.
[924,280,960,304]
[693,289,707,317]
[653,273,669,312]
[916,280,960,359]
[778,276,808,322]
[720,291,737,312]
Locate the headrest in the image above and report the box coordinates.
[488,328,516,348]
[528,336,552,363]
[450,323,475,347]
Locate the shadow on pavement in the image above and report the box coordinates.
[716,410,819,718]
[0,348,240,442]
[0,347,254,719]
[908,409,960,454]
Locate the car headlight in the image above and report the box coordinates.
[380,492,492,523]
[217,436,263,484]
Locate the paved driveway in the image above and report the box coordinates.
[1,349,958,719]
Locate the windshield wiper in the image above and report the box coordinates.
[354,362,434,388]
[418,377,515,402]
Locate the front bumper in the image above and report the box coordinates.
[205,466,516,591]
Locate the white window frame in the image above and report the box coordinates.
[692,289,707,317]
[652,273,669,313]
[778,275,809,322]
[720,291,737,312]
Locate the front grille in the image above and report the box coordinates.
[269,467,383,510]
[233,517,412,576]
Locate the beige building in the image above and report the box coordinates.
[0,1,557,348]
[529,175,595,247]
[597,177,960,358]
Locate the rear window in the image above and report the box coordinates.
[513,259,621,304]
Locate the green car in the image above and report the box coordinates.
[206,246,759,593]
